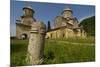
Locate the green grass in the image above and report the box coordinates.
[50,37,95,43]
[10,40,28,66]
[10,38,95,66]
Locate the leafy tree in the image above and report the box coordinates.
[80,16,95,36]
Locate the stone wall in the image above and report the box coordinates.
[16,23,31,39]
[46,27,86,39]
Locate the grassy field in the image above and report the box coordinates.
[11,37,95,66]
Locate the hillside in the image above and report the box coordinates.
[80,16,95,36]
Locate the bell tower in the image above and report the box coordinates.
[16,6,36,39]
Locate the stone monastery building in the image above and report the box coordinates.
[16,6,86,39]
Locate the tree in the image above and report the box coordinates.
[80,16,95,36]
[47,21,51,31]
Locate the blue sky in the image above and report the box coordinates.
[10,0,95,36]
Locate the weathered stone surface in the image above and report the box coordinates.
[46,7,86,39]
[26,22,46,65]
[16,6,36,39]
[16,6,86,40]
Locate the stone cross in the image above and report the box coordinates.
[26,22,46,65]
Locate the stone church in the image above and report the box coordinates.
[46,7,86,39]
[16,6,86,39]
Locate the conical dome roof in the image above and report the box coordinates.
[63,7,72,11]
[23,6,32,9]
[61,7,73,14]
[23,6,35,12]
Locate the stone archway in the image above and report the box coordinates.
[21,33,28,40]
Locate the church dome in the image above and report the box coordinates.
[63,7,72,11]
[61,7,73,14]
[63,7,72,12]
[23,6,32,10]
[23,6,35,12]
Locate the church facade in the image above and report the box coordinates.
[46,8,86,39]
[16,6,86,39]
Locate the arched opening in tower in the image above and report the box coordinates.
[21,33,28,40]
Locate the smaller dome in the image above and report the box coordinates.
[23,6,32,10]
[63,7,72,11]
[61,7,73,14]
[23,6,35,12]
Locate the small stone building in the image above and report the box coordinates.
[16,6,36,39]
[46,8,86,39]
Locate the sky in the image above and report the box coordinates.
[10,0,95,36]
